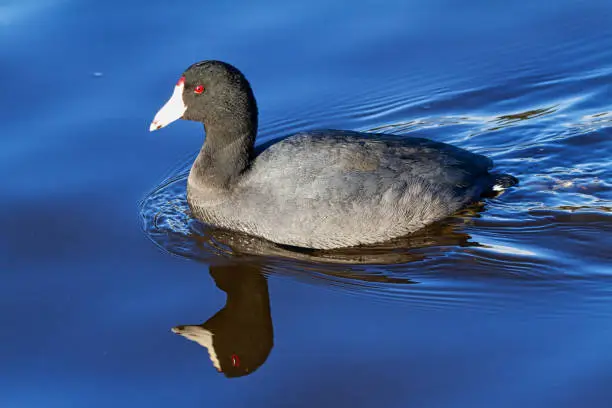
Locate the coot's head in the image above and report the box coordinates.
[150,60,257,132]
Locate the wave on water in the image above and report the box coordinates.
[140,70,612,301]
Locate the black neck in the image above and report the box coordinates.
[191,111,257,188]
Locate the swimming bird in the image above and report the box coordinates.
[150,60,517,249]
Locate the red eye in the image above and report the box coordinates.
[194,85,204,94]
[231,354,240,367]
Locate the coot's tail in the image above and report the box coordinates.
[490,173,519,192]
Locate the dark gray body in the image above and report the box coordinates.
[187,130,499,249]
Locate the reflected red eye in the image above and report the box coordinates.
[194,85,204,94]
[231,354,240,367]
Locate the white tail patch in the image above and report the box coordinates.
[492,184,505,192]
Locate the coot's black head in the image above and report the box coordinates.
[150,60,257,132]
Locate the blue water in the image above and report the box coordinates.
[2,0,612,407]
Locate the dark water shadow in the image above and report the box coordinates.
[172,263,274,378]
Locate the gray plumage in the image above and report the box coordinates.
[153,61,517,250]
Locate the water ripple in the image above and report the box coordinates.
[140,68,611,304]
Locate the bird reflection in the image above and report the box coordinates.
[172,263,273,378]
[162,205,485,378]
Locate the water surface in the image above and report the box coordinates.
[2,0,612,407]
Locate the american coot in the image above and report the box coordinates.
[150,60,517,249]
